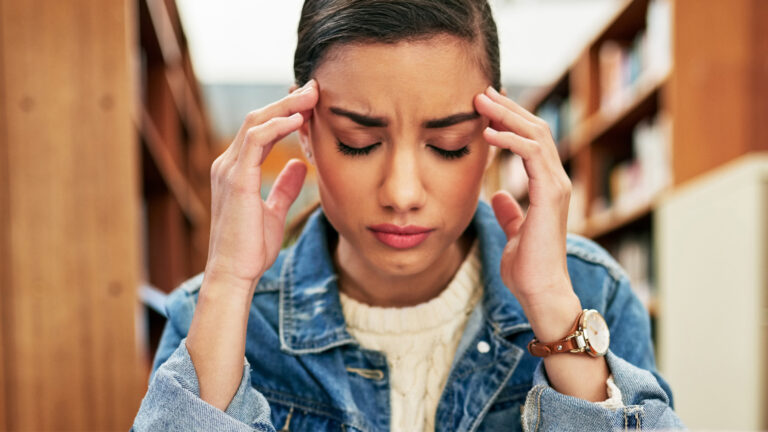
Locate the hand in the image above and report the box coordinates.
[205,79,319,294]
[475,88,608,404]
[474,86,581,341]
[186,80,318,409]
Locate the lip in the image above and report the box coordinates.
[367,224,434,249]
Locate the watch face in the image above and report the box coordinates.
[582,310,610,356]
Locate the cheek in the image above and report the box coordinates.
[312,145,375,214]
[425,146,488,202]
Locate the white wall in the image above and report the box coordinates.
[657,153,768,430]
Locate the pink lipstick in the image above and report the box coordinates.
[367,224,434,249]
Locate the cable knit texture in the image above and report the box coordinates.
[339,240,482,432]
[339,239,624,431]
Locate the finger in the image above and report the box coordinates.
[236,113,304,171]
[233,80,319,153]
[484,86,540,124]
[477,92,561,162]
[475,93,538,140]
[491,190,525,240]
[483,127,553,181]
[255,79,318,124]
[265,159,308,222]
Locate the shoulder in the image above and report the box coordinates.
[565,233,627,282]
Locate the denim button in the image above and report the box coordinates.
[477,341,490,353]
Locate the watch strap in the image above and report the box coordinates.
[527,310,584,357]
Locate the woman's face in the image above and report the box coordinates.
[299,35,495,277]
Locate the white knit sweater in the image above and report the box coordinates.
[339,240,482,432]
[339,240,623,431]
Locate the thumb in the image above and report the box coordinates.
[265,159,308,222]
[491,190,525,240]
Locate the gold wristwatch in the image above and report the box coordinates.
[527,309,610,357]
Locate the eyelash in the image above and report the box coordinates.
[336,141,380,157]
[430,145,470,160]
[335,141,470,160]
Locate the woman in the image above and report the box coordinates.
[134,0,684,430]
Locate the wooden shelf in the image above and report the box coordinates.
[590,0,650,46]
[584,70,668,145]
[523,68,570,114]
[491,0,673,241]
[141,0,210,139]
[485,0,678,340]
[581,198,655,239]
[138,109,208,226]
[137,0,216,361]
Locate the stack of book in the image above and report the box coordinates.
[598,0,671,114]
[536,95,582,154]
[612,231,654,311]
[597,112,672,215]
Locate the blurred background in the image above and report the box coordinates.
[0,0,766,430]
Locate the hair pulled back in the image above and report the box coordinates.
[293,0,501,90]
[285,0,501,244]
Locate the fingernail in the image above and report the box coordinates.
[484,126,498,135]
[487,86,500,97]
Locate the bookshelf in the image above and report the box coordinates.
[1,0,216,428]
[485,0,768,427]
[487,0,674,319]
[1,0,150,429]
[486,0,768,342]
[137,0,216,368]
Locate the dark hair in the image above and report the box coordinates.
[293,0,501,89]
[285,0,501,244]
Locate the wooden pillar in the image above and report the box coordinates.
[0,0,146,429]
[669,0,768,186]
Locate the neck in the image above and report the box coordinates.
[333,228,475,308]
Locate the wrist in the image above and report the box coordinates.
[522,291,582,343]
[201,268,258,302]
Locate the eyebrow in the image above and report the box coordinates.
[329,106,480,129]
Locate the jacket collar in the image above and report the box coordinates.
[278,200,529,355]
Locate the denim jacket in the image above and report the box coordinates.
[133,200,684,431]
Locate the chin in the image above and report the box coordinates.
[366,245,437,276]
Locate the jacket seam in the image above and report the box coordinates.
[525,384,545,432]
[467,345,524,432]
[493,383,533,404]
[623,406,644,431]
[257,386,369,431]
[566,239,627,282]
[278,247,295,353]
[454,329,520,380]
[497,323,533,338]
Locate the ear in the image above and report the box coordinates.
[485,145,498,171]
[297,119,314,165]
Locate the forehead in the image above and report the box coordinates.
[313,35,489,118]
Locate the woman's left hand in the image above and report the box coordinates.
[474,86,582,342]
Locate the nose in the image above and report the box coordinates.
[378,144,426,213]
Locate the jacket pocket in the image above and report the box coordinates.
[269,400,363,432]
[475,383,530,432]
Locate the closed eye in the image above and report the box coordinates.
[336,141,470,160]
[336,140,380,157]
[429,145,470,160]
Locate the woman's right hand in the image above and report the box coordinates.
[205,79,319,294]
[187,80,318,411]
